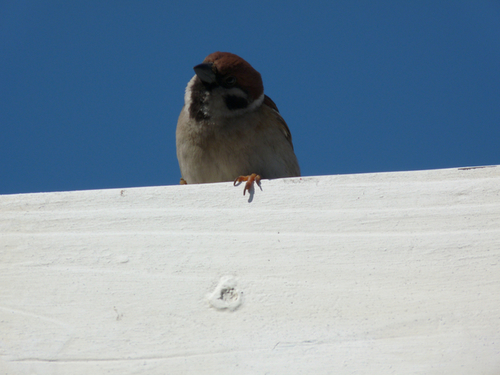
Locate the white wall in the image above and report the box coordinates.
[1,166,500,374]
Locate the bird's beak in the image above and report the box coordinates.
[193,63,216,84]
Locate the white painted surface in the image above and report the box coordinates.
[1,166,500,374]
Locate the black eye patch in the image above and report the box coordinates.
[225,95,248,110]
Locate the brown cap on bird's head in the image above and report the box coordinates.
[194,52,264,101]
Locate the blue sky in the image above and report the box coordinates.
[1,1,499,194]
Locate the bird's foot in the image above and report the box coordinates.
[233,173,262,195]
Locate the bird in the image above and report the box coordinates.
[176,52,300,195]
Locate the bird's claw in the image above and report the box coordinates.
[234,173,262,195]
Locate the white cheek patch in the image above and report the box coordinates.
[224,87,247,98]
[246,92,264,112]
[184,75,265,119]
[216,91,264,118]
[184,75,200,110]
[196,86,250,119]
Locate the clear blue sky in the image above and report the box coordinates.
[1,1,499,194]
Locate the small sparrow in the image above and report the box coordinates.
[176,52,300,194]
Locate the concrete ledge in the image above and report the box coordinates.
[1,166,500,374]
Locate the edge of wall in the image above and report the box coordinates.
[1,166,499,374]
